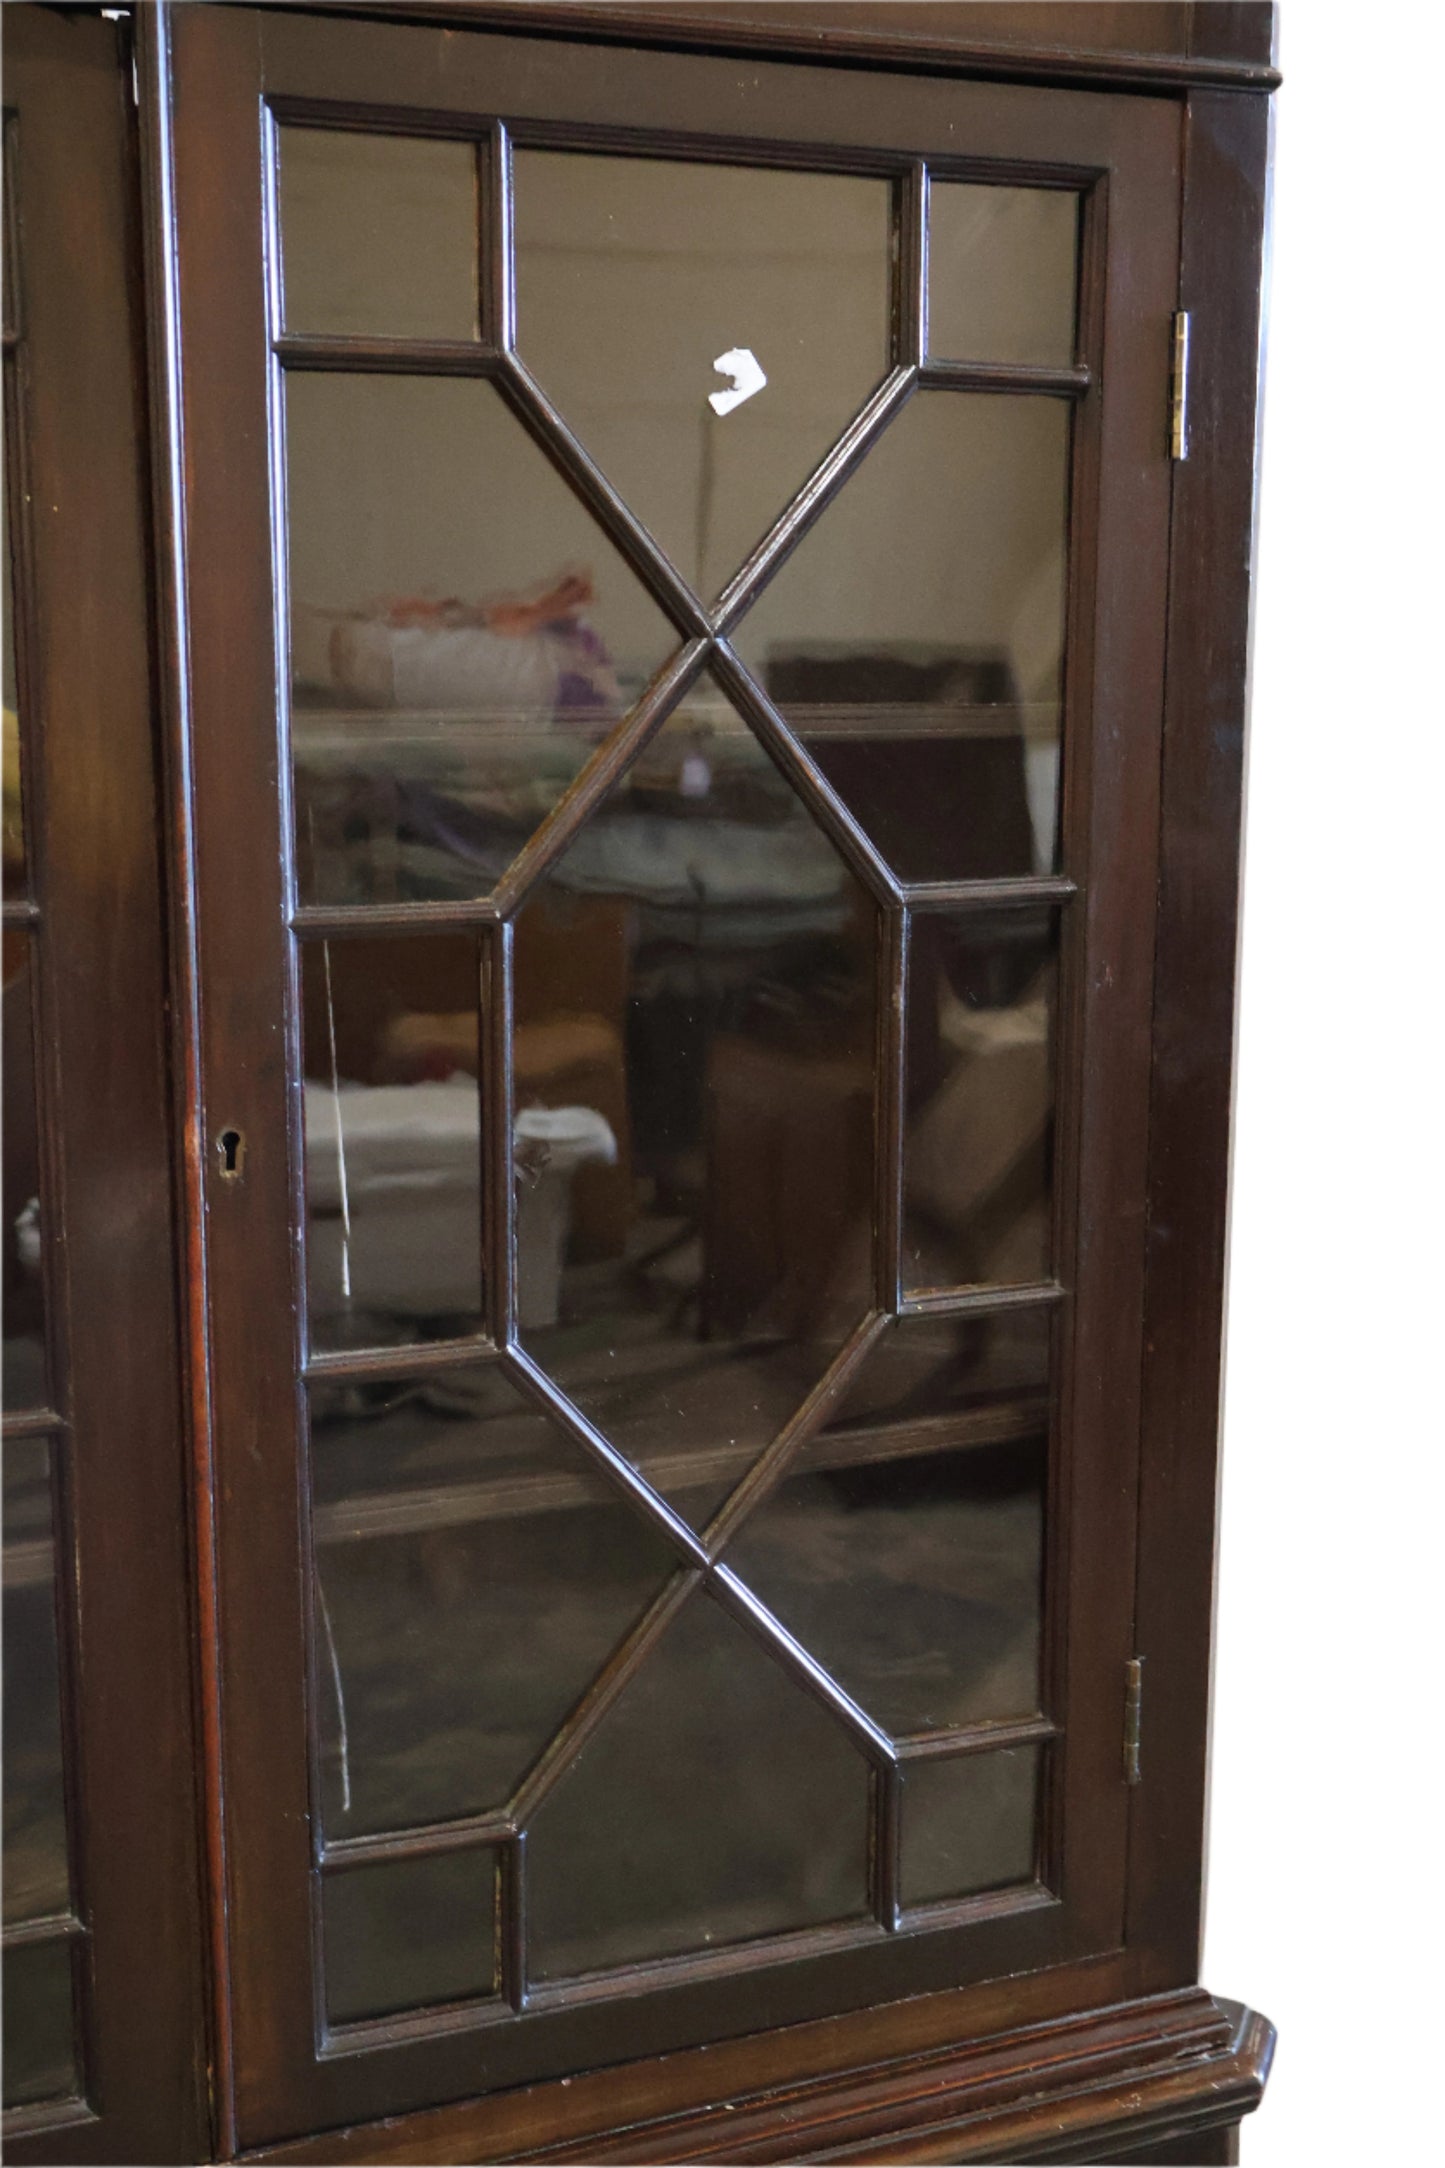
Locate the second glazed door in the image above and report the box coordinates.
[164,7,1181,2146]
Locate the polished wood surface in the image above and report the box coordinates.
[245,1992,1275,2163]
[1,8,207,2162]
[273,2,1280,88]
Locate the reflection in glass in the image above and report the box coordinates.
[284,373,676,907]
[903,910,1057,1293]
[732,394,1070,883]
[725,1310,1048,1736]
[277,127,479,342]
[1,1937,77,2108]
[3,1438,71,1926]
[309,1363,674,1835]
[322,1851,497,2026]
[899,1746,1041,1908]
[515,152,890,599]
[300,935,483,1352]
[513,681,876,1528]
[3,932,46,1409]
[928,185,1079,365]
[527,1589,870,1979]
[4,425,26,895]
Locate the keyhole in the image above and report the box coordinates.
[217,1127,246,1182]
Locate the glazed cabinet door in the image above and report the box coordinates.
[155,4,1180,2146]
[3,8,205,2160]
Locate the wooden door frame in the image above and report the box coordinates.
[2,9,209,2162]
[130,3,1274,2161]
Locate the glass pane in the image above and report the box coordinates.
[3,422,26,896]
[300,935,483,1352]
[903,909,1057,1293]
[515,153,891,600]
[310,1363,674,1836]
[3,932,47,1409]
[732,393,1069,882]
[527,1590,870,1980]
[3,1438,71,1925]
[899,1746,1041,1908]
[277,126,479,341]
[1,1938,78,2109]
[513,678,876,1529]
[284,372,677,907]
[725,1309,1049,1736]
[928,185,1079,365]
[321,1851,497,2026]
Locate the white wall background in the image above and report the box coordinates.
[1205,0,1444,2157]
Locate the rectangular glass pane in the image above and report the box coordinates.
[928,184,1079,365]
[300,935,483,1352]
[284,371,676,908]
[527,1591,871,1981]
[309,1364,673,1837]
[2,1937,78,2109]
[899,1746,1042,1909]
[3,932,47,1410]
[725,1308,1049,1736]
[903,909,1058,1293]
[321,1851,497,2027]
[513,675,877,1530]
[277,127,479,342]
[3,1437,71,1926]
[733,395,1069,882]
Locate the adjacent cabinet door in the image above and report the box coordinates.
[160,6,1181,2145]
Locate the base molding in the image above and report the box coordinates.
[515,1988,1273,2164]
[246,1987,1273,2165]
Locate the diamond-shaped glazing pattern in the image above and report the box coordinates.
[731,392,1071,884]
[513,153,891,601]
[513,675,877,1529]
[281,127,1081,1999]
[283,372,679,907]
[309,1364,675,1835]
[723,1310,1049,1738]
[525,1588,872,1979]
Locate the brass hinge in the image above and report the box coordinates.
[1124,1657,1145,1785]
[1169,311,1191,460]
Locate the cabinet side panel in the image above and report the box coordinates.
[1128,87,1271,1985]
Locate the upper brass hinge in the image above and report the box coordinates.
[1124,1656,1145,1784]
[1170,311,1191,460]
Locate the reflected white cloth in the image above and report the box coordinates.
[303,1081,616,1325]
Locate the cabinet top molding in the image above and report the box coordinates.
[265,2,1282,95]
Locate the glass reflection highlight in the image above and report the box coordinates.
[300,935,483,1351]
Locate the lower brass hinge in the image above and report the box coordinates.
[1170,311,1191,460]
[1124,1656,1145,1784]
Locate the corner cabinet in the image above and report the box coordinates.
[1,5,1276,2163]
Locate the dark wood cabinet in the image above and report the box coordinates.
[1,5,1276,2162]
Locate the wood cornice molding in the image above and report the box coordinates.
[255,3,1283,95]
[245,1989,1275,2164]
